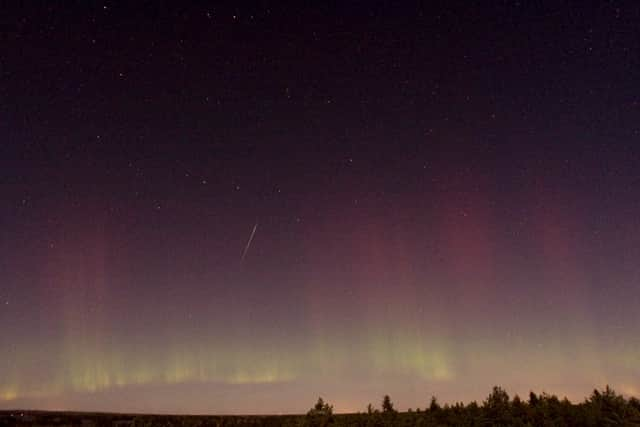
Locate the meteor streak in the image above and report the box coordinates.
[240,223,258,263]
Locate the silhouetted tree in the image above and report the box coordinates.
[305,397,334,427]
[382,395,395,413]
[583,385,636,426]
[428,396,440,412]
[367,403,375,415]
[481,386,512,426]
[466,401,481,421]
[511,394,527,422]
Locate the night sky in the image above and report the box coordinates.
[2,1,640,415]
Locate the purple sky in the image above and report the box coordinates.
[1,2,639,414]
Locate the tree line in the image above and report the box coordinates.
[304,386,640,426]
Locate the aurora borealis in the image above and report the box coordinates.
[1,2,640,415]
